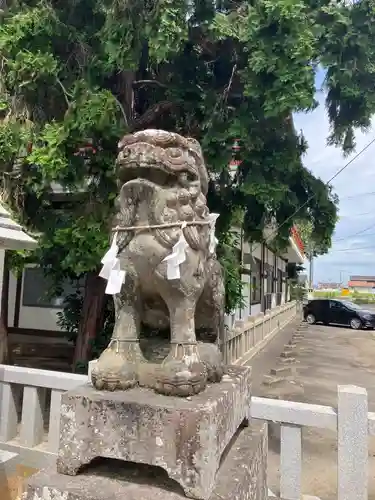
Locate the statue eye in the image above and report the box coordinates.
[166,148,182,158]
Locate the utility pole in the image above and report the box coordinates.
[308,253,314,290]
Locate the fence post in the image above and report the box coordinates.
[280,423,302,500]
[337,385,368,500]
[0,382,18,441]
[48,389,64,452]
[20,386,46,447]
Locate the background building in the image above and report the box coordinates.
[348,276,375,293]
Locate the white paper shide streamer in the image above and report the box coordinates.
[162,214,220,280]
[99,214,220,286]
[99,232,126,295]
[162,222,189,280]
[208,213,219,255]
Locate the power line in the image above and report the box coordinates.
[339,210,374,218]
[325,244,375,253]
[334,231,375,241]
[252,135,375,252]
[333,221,375,242]
[340,191,375,200]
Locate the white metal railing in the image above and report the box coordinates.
[0,362,371,500]
[222,300,298,365]
[0,302,298,468]
[251,385,370,500]
[0,365,86,467]
[88,301,299,381]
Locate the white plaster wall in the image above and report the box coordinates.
[277,257,286,271]
[251,303,262,316]
[240,268,250,319]
[251,243,262,261]
[266,247,275,266]
[8,270,62,331]
[7,270,16,326]
[242,240,251,255]
[0,249,5,316]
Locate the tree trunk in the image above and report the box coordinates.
[0,308,9,364]
[72,272,107,372]
[0,251,11,364]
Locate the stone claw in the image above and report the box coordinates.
[155,343,208,397]
[91,346,139,392]
[197,342,224,384]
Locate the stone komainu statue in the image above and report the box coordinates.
[91,129,225,397]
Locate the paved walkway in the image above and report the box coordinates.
[257,322,375,500]
[246,314,302,394]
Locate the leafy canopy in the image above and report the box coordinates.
[0,0,373,334]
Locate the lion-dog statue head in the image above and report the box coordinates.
[115,129,211,253]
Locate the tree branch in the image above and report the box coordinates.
[117,70,135,125]
[133,80,168,89]
[130,100,178,131]
[113,95,129,127]
[56,78,72,107]
[223,63,237,102]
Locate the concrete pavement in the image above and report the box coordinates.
[258,321,375,500]
[245,314,303,394]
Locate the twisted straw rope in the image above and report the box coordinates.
[112,220,211,232]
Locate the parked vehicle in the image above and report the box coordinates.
[303,298,375,330]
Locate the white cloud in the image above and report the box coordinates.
[293,88,375,285]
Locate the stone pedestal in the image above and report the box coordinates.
[23,421,268,500]
[57,366,251,500]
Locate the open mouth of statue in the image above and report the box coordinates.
[117,145,200,187]
[117,162,183,187]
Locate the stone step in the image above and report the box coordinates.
[280,356,296,364]
[268,496,321,500]
[280,350,294,358]
[1,464,39,500]
[0,450,19,499]
[0,450,19,474]
[270,366,292,376]
[262,375,286,386]
[283,344,296,350]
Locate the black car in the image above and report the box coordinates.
[303,299,375,330]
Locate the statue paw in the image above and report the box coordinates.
[91,347,138,391]
[197,342,224,383]
[155,344,207,397]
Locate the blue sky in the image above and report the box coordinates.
[293,70,375,285]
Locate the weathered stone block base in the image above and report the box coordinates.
[57,366,251,500]
[23,421,268,500]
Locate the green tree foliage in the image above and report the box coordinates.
[1,0,373,366]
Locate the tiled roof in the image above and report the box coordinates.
[348,280,375,288]
[0,204,37,250]
[318,282,341,289]
[290,226,304,254]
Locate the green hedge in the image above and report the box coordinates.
[312,290,375,303]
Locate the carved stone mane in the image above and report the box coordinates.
[115,129,210,252]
